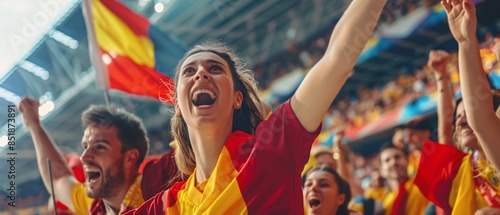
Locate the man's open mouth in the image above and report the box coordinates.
[86,170,101,183]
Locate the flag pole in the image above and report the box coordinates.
[104,88,111,107]
[47,159,58,215]
[82,0,112,107]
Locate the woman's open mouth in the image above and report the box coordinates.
[308,197,322,210]
[192,89,216,107]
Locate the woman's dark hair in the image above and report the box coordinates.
[170,40,265,176]
[378,142,409,159]
[304,165,352,215]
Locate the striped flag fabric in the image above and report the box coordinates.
[82,0,187,102]
[414,140,500,214]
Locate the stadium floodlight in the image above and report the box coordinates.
[39,100,55,117]
[0,87,21,104]
[102,53,112,65]
[20,61,50,80]
[50,30,79,49]
[38,91,54,106]
[0,135,7,148]
[154,2,164,13]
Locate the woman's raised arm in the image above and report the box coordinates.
[292,0,388,132]
[444,0,500,170]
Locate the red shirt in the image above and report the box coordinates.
[140,149,179,200]
[125,100,321,214]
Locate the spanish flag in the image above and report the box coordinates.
[415,140,500,214]
[82,0,187,102]
[381,178,430,215]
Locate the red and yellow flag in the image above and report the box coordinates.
[82,0,187,102]
[415,140,500,214]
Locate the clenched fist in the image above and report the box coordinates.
[18,97,41,129]
[427,50,451,77]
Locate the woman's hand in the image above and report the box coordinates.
[442,0,477,44]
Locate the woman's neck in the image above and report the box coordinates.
[189,124,233,184]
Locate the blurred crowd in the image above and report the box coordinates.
[323,57,460,129]
[254,0,500,131]
[254,0,441,91]
[380,0,441,25]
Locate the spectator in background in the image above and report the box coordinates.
[364,168,385,201]
[428,50,455,146]
[415,94,500,214]
[311,145,337,169]
[447,0,500,175]
[309,130,364,197]
[392,118,432,177]
[303,165,357,215]
[333,130,365,197]
[414,1,500,214]
[378,143,430,214]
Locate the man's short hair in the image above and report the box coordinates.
[378,142,408,159]
[82,106,149,167]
